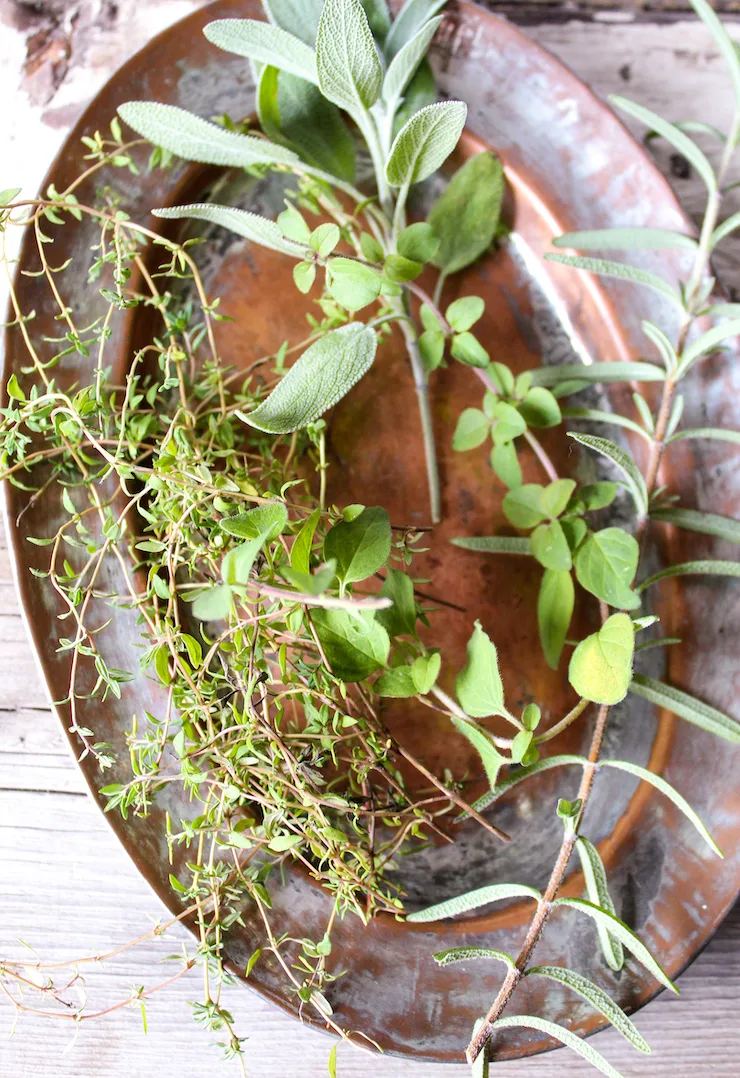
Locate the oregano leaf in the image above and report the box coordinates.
[324,506,391,585]
[311,608,390,682]
[574,528,641,610]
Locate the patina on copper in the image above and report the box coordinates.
[2,0,738,1063]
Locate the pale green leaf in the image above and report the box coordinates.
[152,203,306,258]
[531,362,664,387]
[326,258,382,311]
[221,501,288,541]
[428,150,505,276]
[450,716,504,788]
[316,0,383,115]
[562,406,652,442]
[375,665,417,697]
[407,883,540,922]
[411,652,440,693]
[568,613,635,705]
[527,966,650,1052]
[455,620,506,718]
[446,295,485,333]
[637,559,740,591]
[204,20,318,83]
[191,584,233,621]
[386,101,467,187]
[650,506,740,544]
[311,608,389,682]
[238,323,377,434]
[518,386,561,428]
[433,947,515,969]
[553,897,678,994]
[629,673,740,743]
[383,16,442,105]
[452,407,490,451]
[502,484,546,529]
[677,318,740,376]
[642,319,678,374]
[690,0,740,107]
[574,528,640,610]
[492,1015,626,1078]
[610,94,716,194]
[221,539,262,585]
[490,441,523,489]
[544,252,682,307]
[711,210,740,249]
[384,0,447,58]
[451,535,532,555]
[538,568,574,669]
[601,759,722,857]
[468,755,587,815]
[553,226,696,251]
[668,426,740,446]
[576,837,624,972]
[568,433,648,516]
[117,102,299,168]
[530,520,572,571]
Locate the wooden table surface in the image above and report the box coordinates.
[1,2,738,1075]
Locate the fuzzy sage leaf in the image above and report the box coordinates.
[576,837,624,972]
[386,101,467,187]
[491,1015,626,1078]
[316,0,382,115]
[407,883,541,923]
[152,204,308,259]
[204,20,319,84]
[629,674,740,744]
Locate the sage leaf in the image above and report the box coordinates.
[407,882,541,923]
[518,387,561,428]
[451,536,531,555]
[568,613,635,706]
[382,16,443,106]
[544,252,682,308]
[311,608,390,681]
[386,101,468,187]
[553,897,678,994]
[650,506,740,544]
[668,426,740,446]
[376,568,417,637]
[452,408,490,451]
[531,361,664,387]
[492,1015,625,1078]
[221,501,288,541]
[117,102,299,168]
[601,759,722,857]
[553,226,696,251]
[204,20,318,83]
[530,520,572,571]
[502,484,546,529]
[637,559,740,591]
[152,203,308,258]
[574,528,640,609]
[526,966,650,1053]
[568,433,648,516]
[450,716,504,789]
[239,323,377,434]
[316,0,383,115]
[324,506,391,585]
[538,568,574,669]
[290,508,320,574]
[427,150,504,275]
[677,318,740,377]
[576,836,624,972]
[433,947,515,969]
[385,0,447,58]
[610,94,716,194]
[455,620,506,719]
[360,0,391,39]
[562,406,651,442]
[469,755,587,815]
[262,0,324,44]
[326,258,382,310]
[393,58,437,132]
[629,673,740,743]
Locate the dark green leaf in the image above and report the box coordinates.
[291,508,320,574]
[397,221,440,263]
[324,506,391,585]
[450,716,505,788]
[311,608,390,681]
[428,150,505,275]
[375,665,417,697]
[574,528,640,609]
[650,506,740,545]
[376,568,417,636]
[384,253,423,281]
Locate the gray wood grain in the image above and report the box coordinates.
[1,3,739,1075]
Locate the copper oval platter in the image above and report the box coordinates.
[3,0,739,1063]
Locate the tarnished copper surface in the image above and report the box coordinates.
[3,0,739,1063]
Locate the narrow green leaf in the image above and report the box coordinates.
[712,209,740,249]
[384,0,447,58]
[610,94,716,194]
[291,508,320,574]
[538,568,574,669]
[328,1042,337,1078]
[568,433,648,515]
[568,613,635,706]
[262,0,324,45]
[386,101,467,187]
[407,883,540,923]
[433,947,515,969]
[117,102,299,168]
[451,535,532,555]
[650,506,740,544]
[376,568,417,637]
[428,150,505,276]
[450,716,504,788]
[638,559,740,591]
[324,506,391,585]
[239,323,377,434]
[601,759,722,857]
[527,966,650,1053]
[544,252,682,307]
[553,227,696,251]
[468,755,587,815]
[677,318,740,376]
[311,608,390,682]
[531,362,664,387]
[152,203,307,258]
[576,836,624,972]
[668,426,740,446]
[316,0,383,115]
[629,673,740,744]
[562,406,652,442]
[383,16,442,105]
[642,320,678,374]
[574,528,641,610]
[455,620,506,718]
[689,0,740,107]
[553,898,678,994]
[204,20,318,83]
[492,1015,626,1078]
